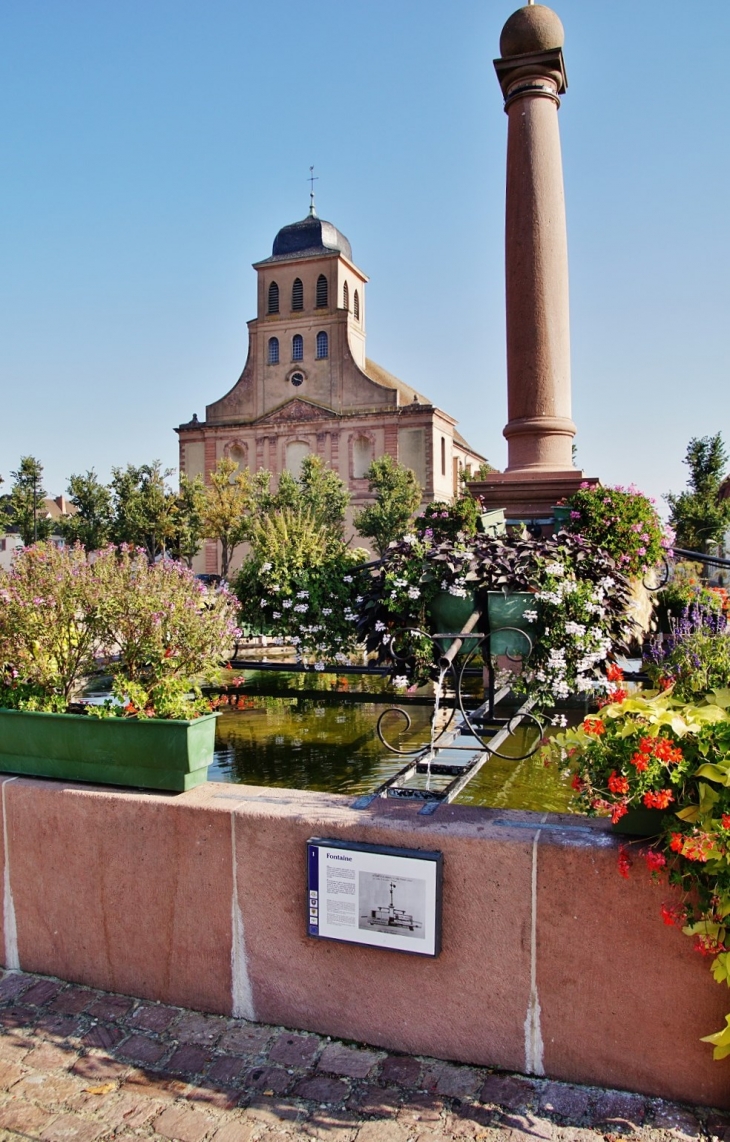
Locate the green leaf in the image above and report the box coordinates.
[700,1014,730,1060]
[695,763,730,786]
[711,954,730,986]
[676,805,701,822]
[712,689,730,710]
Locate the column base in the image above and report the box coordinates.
[468,470,598,522]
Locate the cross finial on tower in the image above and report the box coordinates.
[308,166,319,217]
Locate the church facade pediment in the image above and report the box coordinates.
[255,399,338,426]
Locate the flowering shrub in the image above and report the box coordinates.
[414,497,480,544]
[0,543,240,718]
[559,483,672,577]
[234,508,367,668]
[645,604,730,700]
[548,683,730,1061]
[356,530,633,703]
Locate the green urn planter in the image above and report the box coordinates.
[0,708,218,792]
[429,590,536,658]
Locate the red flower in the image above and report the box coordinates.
[606,662,625,683]
[608,771,630,794]
[571,773,585,792]
[670,832,685,853]
[611,802,629,824]
[722,814,730,830]
[617,847,631,879]
[644,850,667,872]
[642,789,674,810]
[661,902,683,927]
[630,752,649,772]
[639,737,654,754]
[694,935,727,957]
[583,718,605,736]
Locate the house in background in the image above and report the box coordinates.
[176,206,486,573]
[0,496,74,571]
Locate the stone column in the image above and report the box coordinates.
[471,4,596,520]
[497,4,574,473]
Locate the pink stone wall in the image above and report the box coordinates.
[0,776,727,1108]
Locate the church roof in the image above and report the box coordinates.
[258,213,353,265]
[364,359,430,407]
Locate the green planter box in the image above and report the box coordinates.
[0,708,218,792]
[429,590,536,658]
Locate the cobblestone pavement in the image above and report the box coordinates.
[0,971,728,1142]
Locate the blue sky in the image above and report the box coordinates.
[1,0,728,511]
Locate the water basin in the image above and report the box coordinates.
[210,670,578,813]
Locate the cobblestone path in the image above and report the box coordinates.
[0,971,728,1142]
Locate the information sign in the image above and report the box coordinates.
[307,838,442,957]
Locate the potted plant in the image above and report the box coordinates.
[547,678,730,1062]
[0,544,240,791]
[355,530,634,706]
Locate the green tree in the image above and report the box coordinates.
[110,462,178,563]
[201,457,252,578]
[8,456,52,545]
[353,454,422,556]
[169,473,207,568]
[666,434,730,553]
[60,470,113,552]
[256,455,350,549]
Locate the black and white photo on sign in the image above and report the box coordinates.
[358,872,426,940]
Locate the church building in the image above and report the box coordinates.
[176,204,485,572]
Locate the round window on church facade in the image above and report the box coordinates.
[291,372,304,387]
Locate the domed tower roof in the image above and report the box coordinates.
[270,212,353,262]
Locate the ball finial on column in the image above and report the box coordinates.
[499,5,564,59]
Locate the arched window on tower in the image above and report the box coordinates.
[353,289,360,321]
[343,282,349,311]
[268,337,279,365]
[292,334,304,361]
[316,274,328,308]
[316,331,328,360]
[267,281,279,314]
[291,278,303,310]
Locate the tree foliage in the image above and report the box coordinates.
[60,470,113,552]
[8,457,52,546]
[169,474,207,568]
[354,455,422,556]
[666,434,730,553]
[201,458,252,578]
[109,462,179,564]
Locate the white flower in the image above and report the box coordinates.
[259,599,268,608]
[564,622,586,637]
[322,608,332,616]
[523,609,538,622]
[343,575,353,583]
[375,620,386,632]
[297,590,309,599]
[294,603,308,613]
[402,534,417,545]
[355,596,363,604]
[392,675,409,690]
[261,562,272,572]
[314,662,325,671]
[407,587,420,600]
[271,584,280,592]
[545,562,565,577]
[550,714,568,727]
[272,611,281,619]
[282,600,293,609]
